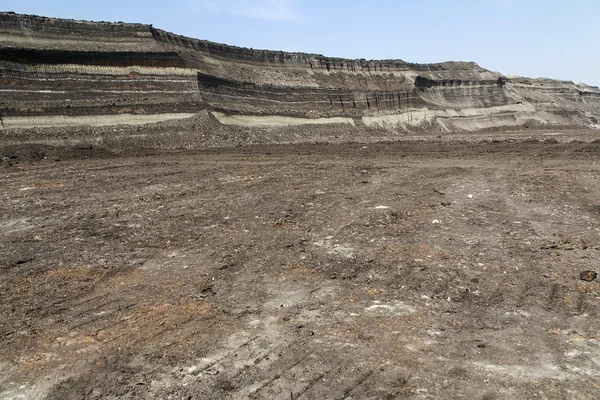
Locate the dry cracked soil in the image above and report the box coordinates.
[1,133,600,399]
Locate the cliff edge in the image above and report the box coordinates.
[1,12,599,142]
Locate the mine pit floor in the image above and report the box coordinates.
[2,134,600,399]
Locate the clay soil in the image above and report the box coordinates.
[2,133,600,399]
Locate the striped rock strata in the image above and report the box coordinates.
[1,12,599,138]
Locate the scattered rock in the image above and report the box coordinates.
[15,257,34,265]
[579,270,598,282]
[204,369,219,375]
[540,244,558,249]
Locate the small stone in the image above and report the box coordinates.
[579,270,598,282]
[204,369,219,375]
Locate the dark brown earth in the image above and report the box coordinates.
[2,11,600,400]
[1,132,600,399]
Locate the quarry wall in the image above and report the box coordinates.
[1,12,599,136]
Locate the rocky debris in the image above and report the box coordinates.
[579,270,598,282]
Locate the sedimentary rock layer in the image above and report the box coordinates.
[1,12,599,135]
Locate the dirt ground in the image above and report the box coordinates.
[1,132,600,399]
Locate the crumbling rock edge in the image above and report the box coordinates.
[1,12,599,148]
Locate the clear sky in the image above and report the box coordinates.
[2,0,599,86]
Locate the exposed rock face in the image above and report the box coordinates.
[1,12,599,136]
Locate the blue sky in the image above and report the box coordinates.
[3,0,599,86]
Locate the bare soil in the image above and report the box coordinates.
[1,134,600,399]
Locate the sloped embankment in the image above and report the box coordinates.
[1,12,599,147]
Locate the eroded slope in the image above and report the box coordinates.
[1,12,599,143]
